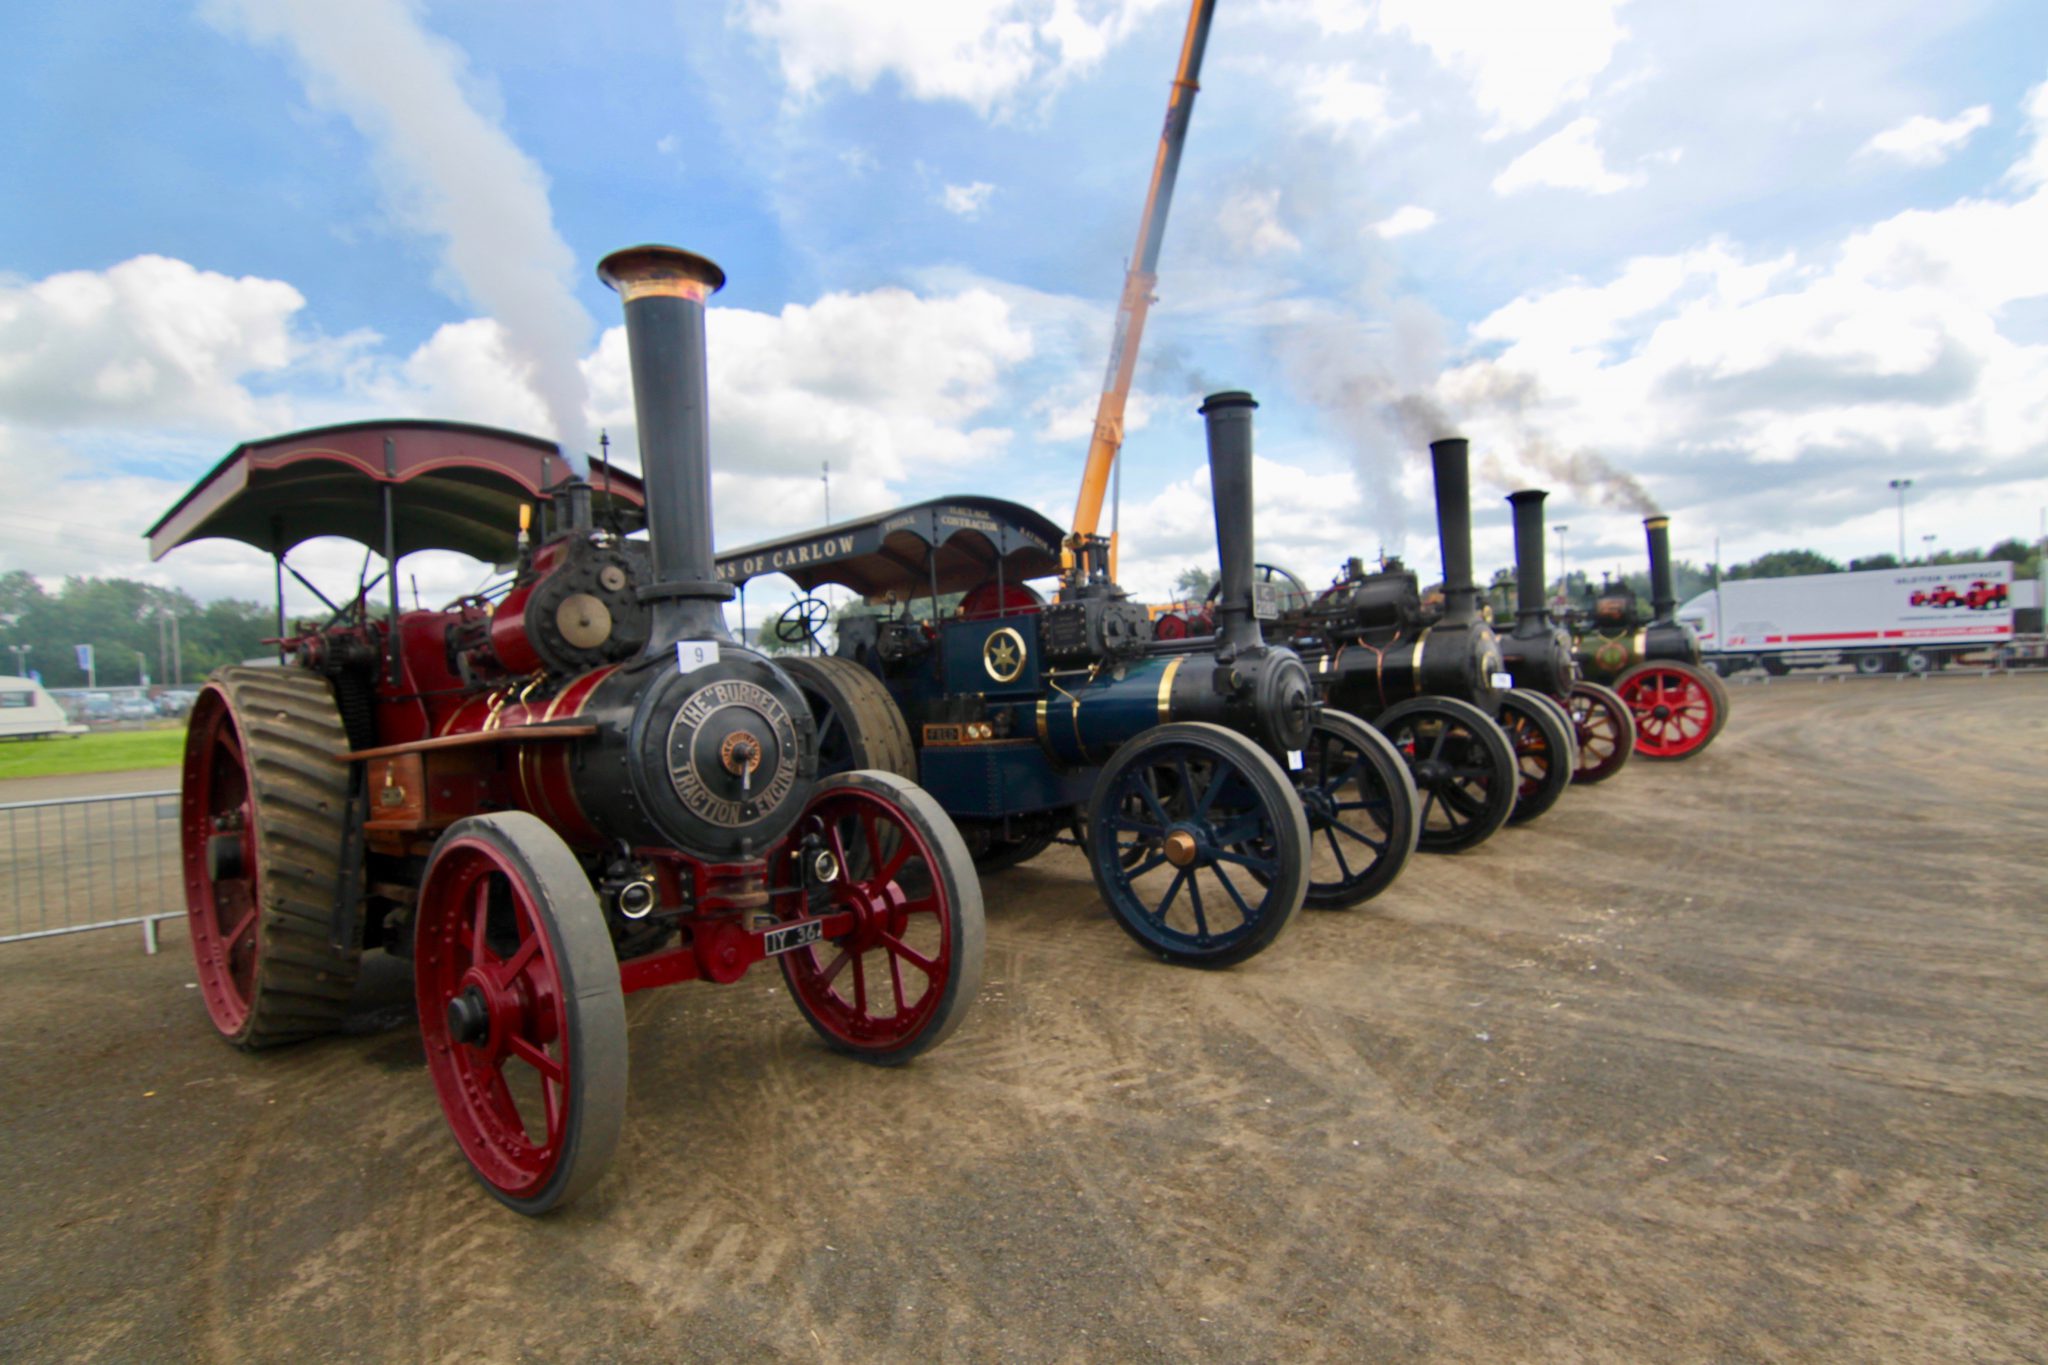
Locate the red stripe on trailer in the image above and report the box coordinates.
[1785,631,1883,642]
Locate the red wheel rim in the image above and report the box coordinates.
[957,581,1044,620]
[416,837,574,1202]
[181,690,260,1036]
[1617,667,1716,758]
[1568,688,1627,781]
[780,787,955,1054]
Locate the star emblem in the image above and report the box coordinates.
[984,630,1024,682]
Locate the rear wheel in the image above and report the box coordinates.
[1499,690,1575,826]
[1902,649,1934,675]
[778,771,984,1063]
[1375,697,1518,854]
[1566,681,1636,784]
[1292,709,1418,908]
[179,667,360,1049]
[1087,723,1307,968]
[777,655,915,779]
[1613,662,1722,760]
[1854,653,1890,676]
[415,813,626,1215]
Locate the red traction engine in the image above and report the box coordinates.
[155,245,985,1214]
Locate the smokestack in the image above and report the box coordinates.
[1200,390,1262,652]
[1429,437,1478,626]
[597,244,736,644]
[1507,489,1548,630]
[1644,515,1675,621]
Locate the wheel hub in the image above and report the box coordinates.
[446,985,491,1046]
[1163,828,1201,868]
[1414,759,1450,786]
[1650,703,1673,720]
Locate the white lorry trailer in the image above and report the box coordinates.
[1677,561,2042,676]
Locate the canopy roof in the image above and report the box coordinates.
[716,497,1065,602]
[147,419,647,564]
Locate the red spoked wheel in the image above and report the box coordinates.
[416,813,626,1215]
[1566,680,1637,783]
[778,770,985,1064]
[180,667,358,1048]
[1613,662,1723,761]
[1498,689,1576,826]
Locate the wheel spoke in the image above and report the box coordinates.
[500,930,541,983]
[877,930,939,978]
[1323,825,1354,878]
[1137,771,1173,827]
[1184,871,1211,939]
[226,903,259,949]
[1330,820,1387,852]
[1211,865,1256,922]
[1149,867,1190,923]
[509,1033,564,1082]
[470,877,493,966]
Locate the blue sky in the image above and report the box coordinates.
[2,0,2044,617]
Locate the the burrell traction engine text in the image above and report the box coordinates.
[167,245,985,1215]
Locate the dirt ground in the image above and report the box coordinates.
[2,677,2044,1363]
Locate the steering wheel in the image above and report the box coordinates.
[774,596,832,648]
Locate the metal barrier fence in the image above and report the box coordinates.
[0,790,183,951]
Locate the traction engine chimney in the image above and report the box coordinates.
[1644,515,1676,622]
[1200,390,1262,653]
[1508,489,1550,633]
[597,245,736,647]
[1429,438,1478,627]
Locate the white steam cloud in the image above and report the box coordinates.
[206,0,594,467]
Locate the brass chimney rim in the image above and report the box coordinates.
[597,244,727,303]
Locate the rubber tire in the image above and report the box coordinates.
[781,770,986,1064]
[181,666,361,1049]
[1902,649,1933,675]
[1567,680,1637,785]
[1854,653,1889,676]
[1759,656,1790,677]
[1374,696,1519,855]
[1085,722,1308,969]
[416,812,627,1216]
[776,655,916,779]
[1296,708,1419,909]
[1695,664,1732,742]
[1500,689,1576,827]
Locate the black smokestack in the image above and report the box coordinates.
[597,244,736,645]
[1429,437,1477,626]
[1507,489,1548,630]
[1200,390,1262,652]
[1644,515,1675,621]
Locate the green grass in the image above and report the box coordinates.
[0,727,186,780]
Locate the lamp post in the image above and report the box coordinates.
[1889,478,1913,560]
[1553,523,1570,600]
[1922,533,1936,562]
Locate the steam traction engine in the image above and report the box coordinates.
[1270,438,1578,852]
[720,392,1422,965]
[153,246,985,1214]
[1497,489,1637,784]
[1568,515,1731,760]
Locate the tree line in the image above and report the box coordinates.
[0,573,275,689]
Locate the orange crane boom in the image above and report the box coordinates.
[1066,0,1217,584]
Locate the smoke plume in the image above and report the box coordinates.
[208,0,594,467]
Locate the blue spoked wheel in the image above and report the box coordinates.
[1293,708,1420,908]
[1085,722,1309,968]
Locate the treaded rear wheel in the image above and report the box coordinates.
[180,666,360,1049]
[777,655,916,779]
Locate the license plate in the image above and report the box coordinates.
[763,920,823,956]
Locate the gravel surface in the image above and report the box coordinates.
[1,678,2043,1362]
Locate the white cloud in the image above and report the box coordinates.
[206,0,593,457]
[1295,63,1408,140]
[1217,189,1303,258]
[1376,0,1629,137]
[940,181,998,217]
[1492,117,1643,196]
[734,0,1174,117]
[1372,205,1438,239]
[0,256,303,432]
[1861,105,1992,167]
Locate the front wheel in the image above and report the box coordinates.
[1086,723,1308,968]
[777,770,985,1064]
[415,813,627,1216]
[1613,662,1724,760]
[1292,709,1418,908]
[1566,681,1637,784]
[1499,690,1576,826]
[1375,697,1518,854]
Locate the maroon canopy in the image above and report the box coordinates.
[147,419,647,565]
